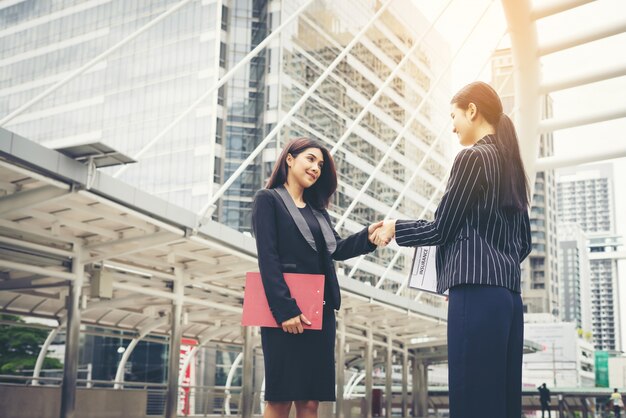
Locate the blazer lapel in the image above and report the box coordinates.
[273,186,317,252]
[311,208,337,255]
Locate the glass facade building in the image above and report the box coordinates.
[1,0,225,213]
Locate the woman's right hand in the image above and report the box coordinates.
[282,314,312,334]
[371,219,396,246]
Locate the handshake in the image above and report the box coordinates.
[367,219,396,247]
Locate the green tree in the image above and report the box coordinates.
[0,314,62,374]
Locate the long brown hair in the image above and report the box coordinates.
[265,138,337,209]
[451,81,530,212]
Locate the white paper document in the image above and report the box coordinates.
[408,246,438,294]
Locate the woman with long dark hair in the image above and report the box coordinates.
[252,137,382,418]
[372,81,532,418]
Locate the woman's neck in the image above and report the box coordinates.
[283,180,305,207]
[472,122,496,145]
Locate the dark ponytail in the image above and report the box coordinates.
[451,81,529,212]
[496,113,530,212]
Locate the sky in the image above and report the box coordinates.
[412,0,626,347]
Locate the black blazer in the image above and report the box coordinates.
[252,185,376,324]
[395,135,531,294]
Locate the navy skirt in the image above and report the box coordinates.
[261,304,336,401]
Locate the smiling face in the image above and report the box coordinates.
[286,147,324,189]
[451,102,477,146]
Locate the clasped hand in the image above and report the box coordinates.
[368,219,396,247]
[282,314,311,334]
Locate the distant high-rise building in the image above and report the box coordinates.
[558,222,592,333]
[557,164,621,351]
[491,48,560,317]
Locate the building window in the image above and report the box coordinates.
[218,85,225,106]
[219,42,227,68]
[216,117,223,144]
[221,5,228,31]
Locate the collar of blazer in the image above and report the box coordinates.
[474,134,497,146]
[273,185,337,254]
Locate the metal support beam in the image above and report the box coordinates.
[0,185,69,216]
[579,397,589,418]
[112,281,243,312]
[195,326,242,415]
[204,0,223,205]
[538,19,626,56]
[178,326,237,388]
[0,260,75,281]
[411,351,418,417]
[531,0,594,20]
[558,394,565,418]
[344,372,362,400]
[59,249,84,418]
[241,326,254,418]
[535,147,626,171]
[0,235,73,258]
[415,361,428,418]
[224,352,244,416]
[113,317,168,389]
[0,218,78,247]
[0,276,66,291]
[581,396,589,418]
[539,107,626,133]
[85,230,180,252]
[589,250,626,261]
[33,326,61,385]
[502,0,541,186]
[83,231,183,264]
[540,61,626,94]
[336,312,346,418]
[364,328,373,418]
[385,336,393,418]
[113,338,139,388]
[401,345,409,418]
[164,269,184,418]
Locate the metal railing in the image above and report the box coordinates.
[0,375,249,416]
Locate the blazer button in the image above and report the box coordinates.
[323,301,326,305]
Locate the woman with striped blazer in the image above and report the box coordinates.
[372,81,532,418]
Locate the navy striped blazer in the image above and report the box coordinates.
[395,135,531,294]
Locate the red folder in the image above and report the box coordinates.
[242,272,325,330]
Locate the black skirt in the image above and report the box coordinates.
[261,304,336,401]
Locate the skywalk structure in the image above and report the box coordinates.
[1,0,625,417]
